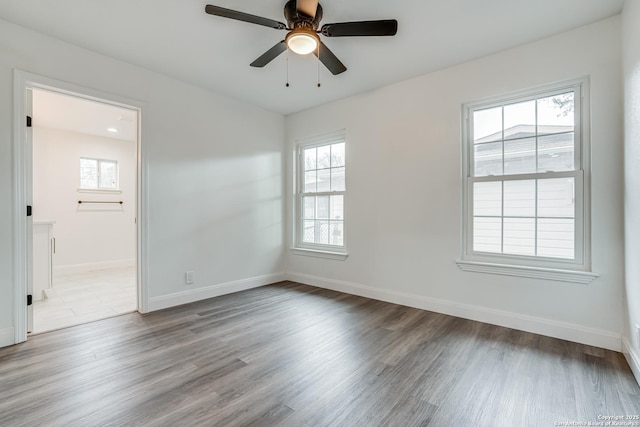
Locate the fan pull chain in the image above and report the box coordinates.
[317,44,321,88]
[285,50,290,88]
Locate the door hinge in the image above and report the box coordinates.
[26,116,32,128]
[27,205,32,217]
[27,295,32,306]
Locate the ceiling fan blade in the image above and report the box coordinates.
[205,5,287,30]
[250,41,287,68]
[296,0,319,18]
[321,19,398,37]
[313,41,347,75]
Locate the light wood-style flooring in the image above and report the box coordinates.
[1,281,638,426]
[33,266,136,334]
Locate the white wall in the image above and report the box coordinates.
[0,12,627,353]
[33,128,136,269]
[0,18,285,346]
[623,0,640,379]
[286,17,624,350]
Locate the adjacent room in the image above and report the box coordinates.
[0,0,639,425]
[30,89,138,334]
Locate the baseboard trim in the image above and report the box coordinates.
[148,272,286,312]
[287,272,622,352]
[54,259,135,276]
[0,327,15,348]
[623,337,640,387]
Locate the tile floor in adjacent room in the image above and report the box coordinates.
[32,266,137,334]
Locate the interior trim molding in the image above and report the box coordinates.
[76,188,123,194]
[148,272,286,312]
[54,259,135,276]
[456,260,599,284]
[287,271,621,351]
[0,327,15,349]
[12,70,148,343]
[12,70,28,344]
[623,336,640,388]
[290,248,348,260]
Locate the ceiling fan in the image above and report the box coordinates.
[204,0,398,75]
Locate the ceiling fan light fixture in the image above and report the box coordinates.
[286,29,319,55]
[205,2,397,75]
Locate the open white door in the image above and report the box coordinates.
[26,88,33,333]
[14,71,147,343]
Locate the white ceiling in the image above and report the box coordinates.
[32,89,138,142]
[0,0,625,115]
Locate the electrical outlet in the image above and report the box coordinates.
[185,271,194,285]
[636,323,640,343]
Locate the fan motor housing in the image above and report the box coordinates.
[284,0,323,30]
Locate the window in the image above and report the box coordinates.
[80,157,118,190]
[460,79,594,280]
[295,133,346,256]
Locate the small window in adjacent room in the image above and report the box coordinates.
[458,79,597,282]
[294,132,347,257]
[80,157,118,190]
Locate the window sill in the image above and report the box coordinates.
[291,248,348,261]
[456,260,599,284]
[77,188,122,194]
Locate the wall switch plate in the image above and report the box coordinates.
[185,271,194,285]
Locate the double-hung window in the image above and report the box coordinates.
[295,132,346,257]
[460,79,595,282]
[80,157,119,190]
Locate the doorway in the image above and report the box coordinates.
[13,71,145,341]
[30,89,139,334]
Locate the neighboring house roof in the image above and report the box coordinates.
[475,125,573,143]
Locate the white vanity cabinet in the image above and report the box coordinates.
[33,221,55,301]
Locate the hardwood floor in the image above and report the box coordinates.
[34,266,136,334]
[1,281,638,426]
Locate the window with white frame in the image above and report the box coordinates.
[461,80,590,272]
[80,157,119,190]
[296,135,346,252]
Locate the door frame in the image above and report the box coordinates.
[13,70,148,343]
